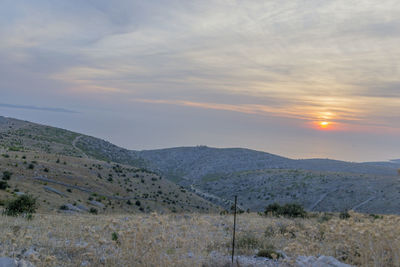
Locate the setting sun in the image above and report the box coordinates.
[317,121,331,130]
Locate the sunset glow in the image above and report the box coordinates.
[314,121,333,130]
[1,0,400,161]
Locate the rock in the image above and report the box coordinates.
[65,204,84,212]
[315,256,353,267]
[23,248,39,259]
[296,255,353,267]
[15,192,25,196]
[17,260,35,267]
[59,209,78,214]
[280,251,289,260]
[0,258,35,267]
[43,186,67,197]
[88,200,105,208]
[76,204,89,211]
[0,258,17,267]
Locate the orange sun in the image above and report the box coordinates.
[318,121,330,129]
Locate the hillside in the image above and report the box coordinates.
[1,115,399,214]
[194,168,400,214]
[137,146,397,181]
[0,116,218,213]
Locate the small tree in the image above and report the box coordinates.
[3,195,37,217]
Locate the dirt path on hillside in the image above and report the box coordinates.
[72,135,88,158]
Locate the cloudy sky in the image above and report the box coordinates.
[1,0,399,162]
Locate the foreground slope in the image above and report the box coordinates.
[1,212,399,266]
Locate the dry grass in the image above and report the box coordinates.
[0,211,399,266]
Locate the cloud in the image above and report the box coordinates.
[0,103,78,113]
[1,0,400,131]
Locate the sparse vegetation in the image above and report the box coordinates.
[0,212,398,266]
[339,211,351,219]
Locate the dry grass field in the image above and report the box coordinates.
[0,211,399,267]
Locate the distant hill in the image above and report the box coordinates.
[137,146,397,181]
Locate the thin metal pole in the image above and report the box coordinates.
[231,195,237,265]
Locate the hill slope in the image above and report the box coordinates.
[0,116,218,213]
[1,115,399,214]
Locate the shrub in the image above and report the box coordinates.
[0,181,9,190]
[318,213,333,223]
[340,211,351,219]
[27,164,34,170]
[3,195,37,217]
[369,214,383,220]
[236,232,260,249]
[67,189,72,193]
[257,245,283,259]
[135,200,141,206]
[264,203,307,218]
[59,205,68,210]
[112,232,119,241]
[2,171,12,180]
[264,203,281,216]
[89,207,98,214]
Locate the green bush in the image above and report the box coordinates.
[112,232,119,241]
[3,195,37,217]
[0,181,9,190]
[89,207,98,214]
[2,171,12,180]
[264,203,307,218]
[264,203,281,215]
[369,214,383,220]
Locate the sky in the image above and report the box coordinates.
[0,0,399,162]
